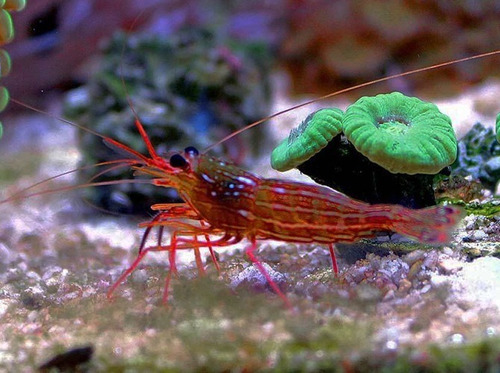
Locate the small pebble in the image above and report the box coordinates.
[230,263,287,294]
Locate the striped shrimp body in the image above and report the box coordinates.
[163,153,462,246]
[107,122,464,307]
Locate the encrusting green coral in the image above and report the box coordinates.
[271,108,343,171]
[0,0,26,139]
[0,48,11,77]
[0,6,14,46]
[342,92,457,175]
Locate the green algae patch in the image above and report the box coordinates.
[422,339,500,373]
[436,198,500,217]
[461,243,500,259]
[278,337,500,373]
[277,318,375,371]
[462,200,500,217]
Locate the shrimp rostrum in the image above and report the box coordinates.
[106,116,463,307]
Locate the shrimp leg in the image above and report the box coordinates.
[138,204,219,272]
[328,243,339,276]
[159,233,239,302]
[245,238,292,309]
[108,225,238,302]
[144,217,220,273]
[138,203,199,254]
[150,204,219,270]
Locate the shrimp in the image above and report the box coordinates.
[96,117,464,307]
[6,50,498,307]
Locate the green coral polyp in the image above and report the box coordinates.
[376,115,411,135]
[271,108,343,171]
[0,85,8,111]
[342,92,457,174]
[0,8,13,45]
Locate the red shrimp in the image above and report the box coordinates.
[6,51,499,307]
[100,118,464,308]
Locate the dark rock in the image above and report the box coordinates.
[297,135,436,208]
[39,345,94,372]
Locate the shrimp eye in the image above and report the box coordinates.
[184,146,199,156]
[169,154,188,168]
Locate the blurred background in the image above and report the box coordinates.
[4,0,500,103]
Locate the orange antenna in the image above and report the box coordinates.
[206,49,500,152]
[118,11,161,160]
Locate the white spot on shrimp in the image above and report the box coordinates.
[273,187,286,194]
[201,173,214,183]
[237,176,256,186]
[238,209,249,217]
[211,191,217,197]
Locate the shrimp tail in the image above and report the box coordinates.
[391,205,464,244]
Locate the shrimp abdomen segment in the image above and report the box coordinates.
[253,180,391,243]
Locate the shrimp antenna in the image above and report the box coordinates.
[10,98,105,139]
[0,159,135,204]
[5,179,153,203]
[10,98,151,164]
[206,49,500,152]
[118,11,160,160]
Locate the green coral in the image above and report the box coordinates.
[271,108,343,171]
[0,0,26,49]
[0,0,26,140]
[0,48,10,77]
[342,92,457,174]
[270,92,457,207]
[272,92,457,176]
[0,8,13,45]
